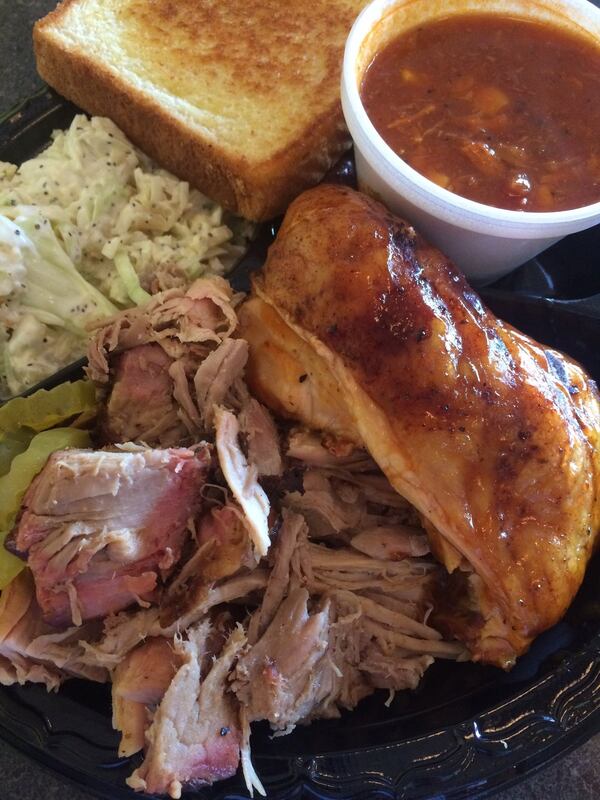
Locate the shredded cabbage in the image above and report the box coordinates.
[0,213,117,396]
[114,251,151,306]
[2,314,83,394]
[0,114,252,398]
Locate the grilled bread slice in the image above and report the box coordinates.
[34,0,368,221]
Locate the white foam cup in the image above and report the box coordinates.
[341,0,600,283]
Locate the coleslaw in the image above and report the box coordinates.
[0,115,252,398]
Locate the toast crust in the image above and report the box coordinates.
[33,0,362,221]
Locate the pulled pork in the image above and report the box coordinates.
[10,446,209,627]
[0,571,106,689]
[127,623,246,797]
[214,407,270,557]
[231,509,464,736]
[112,636,182,756]
[88,277,246,446]
[2,278,465,799]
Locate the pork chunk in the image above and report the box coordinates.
[112,636,182,756]
[12,446,209,627]
[232,588,332,731]
[0,571,106,688]
[102,344,185,446]
[127,622,245,797]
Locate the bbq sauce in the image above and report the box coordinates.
[360,14,600,211]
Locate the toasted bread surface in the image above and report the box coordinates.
[34,0,368,220]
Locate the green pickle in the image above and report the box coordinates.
[0,428,34,477]
[0,380,96,439]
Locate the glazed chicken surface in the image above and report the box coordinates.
[239,183,600,668]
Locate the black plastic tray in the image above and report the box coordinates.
[1,88,599,800]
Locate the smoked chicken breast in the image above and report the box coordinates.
[238,184,600,668]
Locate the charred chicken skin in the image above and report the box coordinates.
[239,184,600,668]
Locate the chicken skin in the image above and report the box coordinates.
[239,184,600,668]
